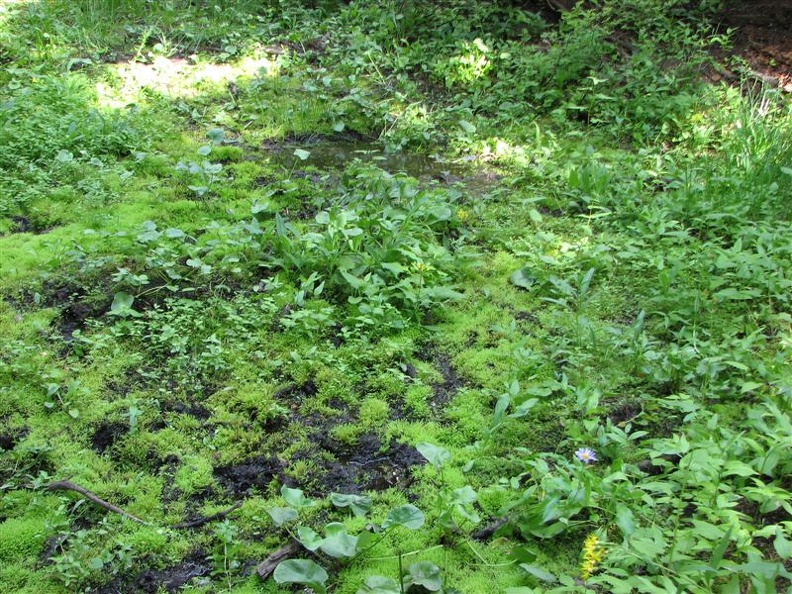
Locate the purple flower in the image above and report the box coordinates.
[575,448,597,464]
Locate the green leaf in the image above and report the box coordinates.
[164,227,185,238]
[509,398,538,418]
[615,507,636,538]
[357,575,401,594]
[448,486,477,505]
[528,208,542,223]
[297,526,323,551]
[709,526,733,569]
[510,546,538,564]
[382,504,424,530]
[519,563,557,583]
[197,144,212,156]
[510,267,536,290]
[293,148,311,161]
[206,127,225,144]
[281,486,315,509]
[458,120,476,134]
[109,292,138,317]
[416,442,451,468]
[330,493,373,517]
[319,522,358,558]
[340,270,365,290]
[273,559,328,594]
[774,532,792,559]
[332,121,346,132]
[404,561,442,591]
[266,506,298,527]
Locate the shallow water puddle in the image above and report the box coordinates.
[266,139,499,191]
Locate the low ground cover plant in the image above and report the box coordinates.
[0,1,790,593]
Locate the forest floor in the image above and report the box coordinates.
[0,1,791,593]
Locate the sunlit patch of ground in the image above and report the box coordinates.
[96,53,280,107]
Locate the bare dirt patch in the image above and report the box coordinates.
[713,0,792,90]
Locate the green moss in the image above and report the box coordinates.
[174,455,216,497]
[0,516,48,563]
[358,398,390,429]
[330,422,364,445]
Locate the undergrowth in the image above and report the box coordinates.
[0,1,790,593]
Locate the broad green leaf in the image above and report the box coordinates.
[164,227,185,238]
[510,546,538,564]
[509,398,538,418]
[510,267,536,290]
[404,561,442,591]
[357,575,400,594]
[448,486,477,505]
[340,270,365,290]
[266,506,297,527]
[281,486,315,509]
[109,292,137,317]
[458,120,476,134]
[293,148,311,161]
[273,559,328,594]
[297,526,322,551]
[615,507,636,538]
[319,522,358,558]
[774,532,792,559]
[206,127,225,144]
[416,443,451,468]
[330,493,373,517]
[382,504,424,530]
[197,144,212,156]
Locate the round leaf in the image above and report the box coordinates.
[405,561,442,591]
[266,506,297,527]
[274,559,328,592]
[382,504,424,530]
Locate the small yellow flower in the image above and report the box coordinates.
[412,261,429,274]
[580,533,606,580]
[456,208,470,222]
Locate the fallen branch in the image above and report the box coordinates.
[256,541,301,579]
[172,501,243,529]
[44,480,148,525]
[471,516,510,541]
[39,480,242,529]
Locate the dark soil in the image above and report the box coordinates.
[214,455,284,495]
[713,0,792,89]
[91,422,128,453]
[161,400,212,421]
[91,549,211,594]
[313,435,425,494]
